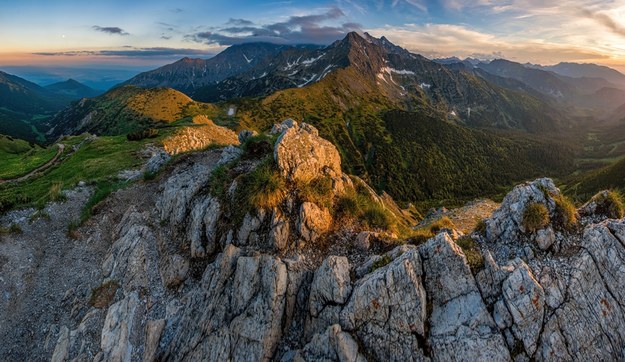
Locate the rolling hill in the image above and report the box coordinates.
[45,79,101,99]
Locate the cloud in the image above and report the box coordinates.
[578,8,625,37]
[92,26,129,36]
[366,23,611,65]
[187,7,362,45]
[33,47,215,58]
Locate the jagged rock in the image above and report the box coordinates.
[294,324,366,362]
[340,249,427,361]
[501,260,545,355]
[270,119,297,134]
[309,256,351,317]
[270,208,290,251]
[144,319,165,362]
[51,326,70,362]
[161,254,189,289]
[485,178,557,245]
[274,122,342,183]
[143,147,171,175]
[100,292,139,362]
[165,245,288,361]
[354,231,372,250]
[157,162,213,226]
[535,227,555,250]
[187,196,221,257]
[298,202,332,243]
[238,129,259,144]
[162,115,239,155]
[355,244,416,278]
[238,210,265,245]
[219,145,243,165]
[420,233,510,361]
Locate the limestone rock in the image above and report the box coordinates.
[238,129,259,144]
[143,319,165,362]
[274,122,341,183]
[270,208,290,251]
[270,118,297,135]
[535,227,555,250]
[160,254,189,289]
[162,115,239,155]
[219,145,243,165]
[309,256,351,317]
[187,196,221,257]
[143,147,171,175]
[340,249,428,361]
[294,324,366,362]
[165,245,288,361]
[100,292,139,362]
[420,233,510,361]
[485,178,557,245]
[298,202,332,243]
[501,260,545,355]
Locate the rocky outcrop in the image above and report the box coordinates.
[162,115,239,155]
[298,202,332,244]
[274,121,342,183]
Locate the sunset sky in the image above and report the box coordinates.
[2,0,625,73]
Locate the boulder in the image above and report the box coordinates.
[340,249,428,361]
[274,122,342,183]
[298,202,332,243]
[238,129,259,144]
[160,254,189,289]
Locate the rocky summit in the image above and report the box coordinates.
[1,120,625,362]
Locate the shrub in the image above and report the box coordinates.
[297,176,333,209]
[127,128,159,141]
[372,254,393,271]
[456,236,484,273]
[241,159,286,210]
[474,218,487,235]
[591,190,625,219]
[48,181,65,202]
[89,280,119,308]
[363,204,395,230]
[428,216,455,234]
[553,194,577,231]
[334,193,361,219]
[522,202,550,233]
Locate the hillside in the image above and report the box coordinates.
[45,79,101,99]
[45,86,211,139]
[0,71,72,142]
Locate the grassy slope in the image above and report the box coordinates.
[0,134,152,211]
[564,156,625,200]
[0,135,60,179]
[229,68,575,207]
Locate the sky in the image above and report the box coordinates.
[2,0,625,75]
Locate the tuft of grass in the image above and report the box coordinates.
[363,205,396,231]
[372,254,393,271]
[89,280,119,308]
[297,176,334,209]
[48,182,65,202]
[552,194,578,231]
[208,164,232,200]
[142,170,157,181]
[474,218,487,235]
[334,193,361,219]
[522,202,550,233]
[591,190,625,219]
[456,236,484,273]
[428,216,455,234]
[67,221,80,239]
[0,223,23,235]
[80,181,126,224]
[29,210,50,223]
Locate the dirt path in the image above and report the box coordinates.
[0,144,65,184]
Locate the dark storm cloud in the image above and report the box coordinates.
[187,7,362,45]
[92,26,129,36]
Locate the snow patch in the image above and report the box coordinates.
[297,74,317,88]
[243,53,253,64]
[419,83,431,89]
[302,54,323,66]
[381,67,415,75]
